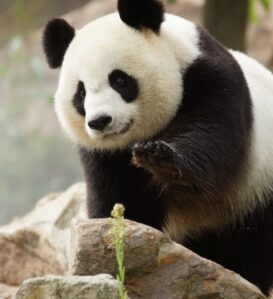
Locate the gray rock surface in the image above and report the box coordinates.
[70,219,266,299]
[15,274,119,299]
[0,183,86,286]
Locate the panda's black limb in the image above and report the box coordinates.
[79,147,164,231]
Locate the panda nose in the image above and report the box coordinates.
[88,115,112,131]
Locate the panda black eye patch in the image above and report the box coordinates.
[108,69,139,102]
[73,81,86,117]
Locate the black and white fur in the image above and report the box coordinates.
[43,0,273,294]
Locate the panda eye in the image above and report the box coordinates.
[112,76,126,88]
[109,70,128,89]
[73,81,86,117]
[80,90,85,99]
[78,81,86,100]
[109,69,139,103]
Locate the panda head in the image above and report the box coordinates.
[43,0,183,151]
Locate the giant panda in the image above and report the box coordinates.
[42,0,273,294]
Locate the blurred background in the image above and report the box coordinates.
[1,0,273,225]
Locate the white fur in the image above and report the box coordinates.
[231,51,273,208]
[54,13,200,151]
[161,14,201,72]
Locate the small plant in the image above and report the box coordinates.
[110,204,128,299]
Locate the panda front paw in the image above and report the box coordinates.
[132,140,182,182]
[133,140,174,161]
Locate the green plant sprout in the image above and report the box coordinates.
[110,204,128,299]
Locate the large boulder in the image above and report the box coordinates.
[0,183,86,286]
[70,219,266,299]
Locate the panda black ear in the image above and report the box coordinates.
[118,0,164,33]
[42,18,75,69]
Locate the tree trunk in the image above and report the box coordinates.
[204,0,248,52]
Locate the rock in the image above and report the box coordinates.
[15,274,119,299]
[0,229,65,287]
[0,283,18,299]
[0,183,87,286]
[69,218,166,276]
[70,219,266,299]
[0,187,267,298]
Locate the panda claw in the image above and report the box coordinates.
[132,140,181,181]
[133,140,176,166]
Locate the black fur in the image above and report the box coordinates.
[79,148,163,230]
[109,69,139,102]
[43,18,75,69]
[118,0,164,33]
[73,81,86,117]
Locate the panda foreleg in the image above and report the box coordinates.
[132,136,221,193]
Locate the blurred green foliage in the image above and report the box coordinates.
[249,0,271,22]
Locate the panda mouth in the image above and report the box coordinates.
[102,119,134,139]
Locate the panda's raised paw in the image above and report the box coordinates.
[133,140,175,160]
[132,140,181,181]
